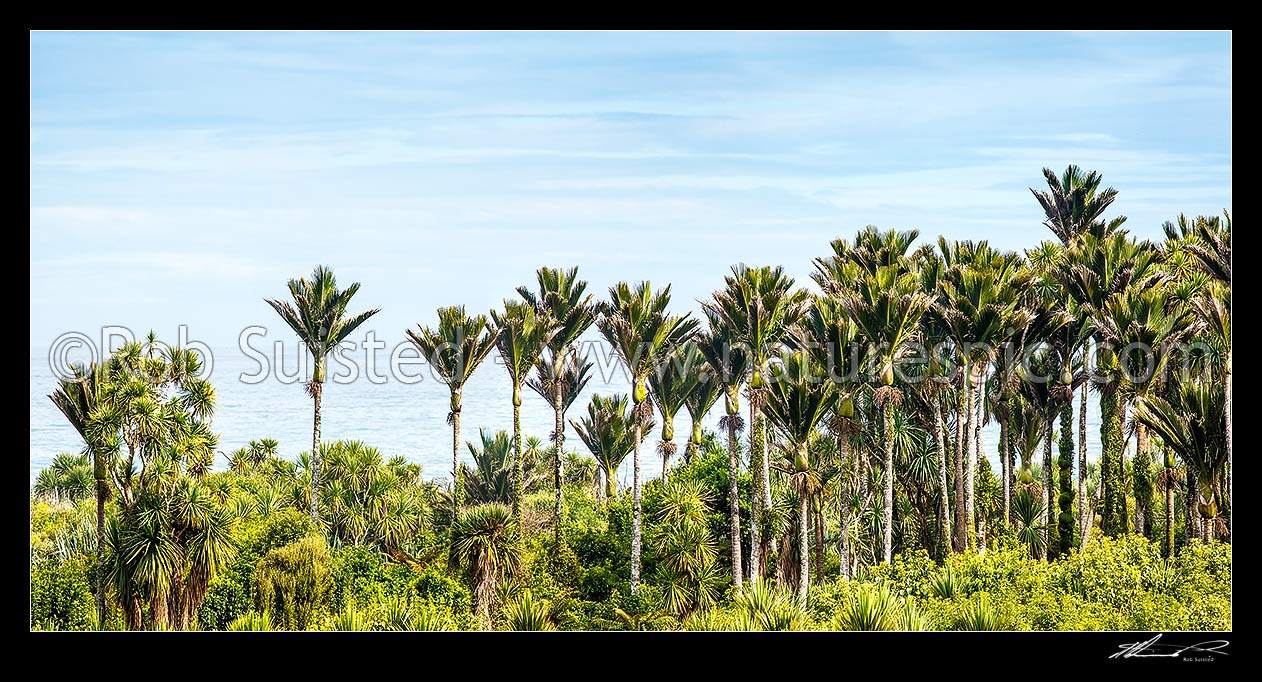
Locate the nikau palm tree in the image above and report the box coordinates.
[649,344,700,483]
[489,300,551,528]
[697,310,751,590]
[703,264,806,581]
[682,344,723,466]
[266,265,380,523]
[406,305,497,510]
[597,281,697,594]
[518,266,596,540]
[570,393,654,502]
[763,350,837,600]
[830,229,932,563]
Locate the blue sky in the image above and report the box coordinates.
[30,31,1231,353]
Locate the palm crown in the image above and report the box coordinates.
[265,265,380,383]
[597,281,698,404]
[406,305,497,414]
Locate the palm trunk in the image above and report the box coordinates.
[310,380,323,524]
[1000,398,1010,527]
[964,365,979,551]
[1078,356,1088,547]
[1041,417,1053,561]
[452,403,463,509]
[1184,469,1198,547]
[94,447,107,626]
[604,467,616,500]
[727,416,744,591]
[858,452,871,570]
[1164,462,1175,557]
[761,419,773,543]
[554,386,565,542]
[748,396,763,583]
[933,396,952,559]
[953,360,968,552]
[512,398,523,527]
[630,399,645,595]
[799,490,810,601]
[1224,355,1231,513]
[838,430,851,580]
[813,502,824,588]
[973,367,986,547]
[1134,423,1147,538]
[882,404,895,564]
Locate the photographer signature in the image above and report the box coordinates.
[1111,634,1229,660]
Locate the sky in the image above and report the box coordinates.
[30,30,1231,357]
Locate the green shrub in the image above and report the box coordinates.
[256,536,335,630]
[31,557,94,631]
[414,564,472,614]
[199,509,319,630]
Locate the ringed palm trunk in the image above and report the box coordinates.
[933,396,952,559]
[1041,417,1053,562]
[94,447,107,625]
[748,396,763,583]
[1000,399,1009,527]
[1078,374,1088,547]
[964,364,981,551]
[1164,461,1175,557]
[630,401,644,595]
[1134,422,1147,537]
[1225,354,1232,512]
[512,394,523,527]
[798,482,810,601]
[554,385,565,542]
[604,467,616,501]
[953,360,968,552]
[973,367,985,547]
[882,404,895,564]
[813,501,824,587]
[727,416,744,590]
[452,399,463,509]
[838,431,852,580]
[1185,469,1198,546]
[310,378,323,524]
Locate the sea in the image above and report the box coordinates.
[29,342,1104,487]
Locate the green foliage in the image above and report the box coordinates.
[929,563,972,600]
[227,611,273,631]
[503,588,557,630]
[953,593,1009,630]
[1058,405,1077,553]
[256,536,334,630]
[413,564,473,615]
[834,583,904,631]
[31,557,94,631]
[688,580,805,631]
[864,549,938,600]
[198,508,318,630]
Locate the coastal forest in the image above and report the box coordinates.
[31,165,1232,631]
